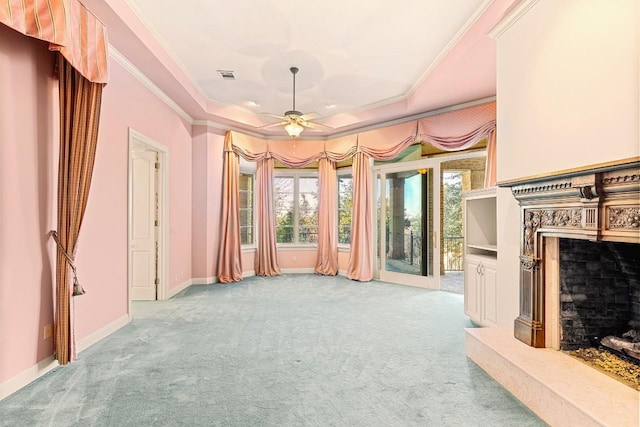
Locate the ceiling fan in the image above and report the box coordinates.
[262,66,331,138]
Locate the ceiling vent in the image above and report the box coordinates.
[217,70,235,80]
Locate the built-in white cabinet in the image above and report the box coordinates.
[465,254,498,327]
[463,187,498,327]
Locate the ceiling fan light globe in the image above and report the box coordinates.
[284,121,304,138]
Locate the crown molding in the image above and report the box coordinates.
[489,0,541,39]
[192,120,265,138]
[407,0,495,97]
[122,0,210,102]
[109,45,194,125]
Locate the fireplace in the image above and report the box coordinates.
[502,158,640,350]
[558,238,640,353]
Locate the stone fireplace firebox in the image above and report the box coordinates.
[502,158,640,349]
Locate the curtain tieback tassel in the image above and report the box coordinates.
[50,230,86,296]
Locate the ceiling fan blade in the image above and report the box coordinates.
[259,121,288,129]
[299,112,320,121]
[261,112,287,120]
[304,121,333,130]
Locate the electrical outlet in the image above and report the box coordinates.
[293,256,297,262]
[43,324,53,339]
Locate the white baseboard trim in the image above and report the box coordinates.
[281,268,316,274]
[77,314,130,354]
[0,356,58,402]
[166,278,193,299]
[338,269,348,277]
[191,276,218,285]
[1,313,130,401]
[242,270,256,278]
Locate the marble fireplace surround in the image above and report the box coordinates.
[466,158,640,426]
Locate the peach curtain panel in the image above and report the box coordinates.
[0,0,108,83]
[255,157,281,276]
[484,128,497,187]
[314,158,338,275]
[54,55,104,364]
[217,135,243,283]
[346,152,373,281]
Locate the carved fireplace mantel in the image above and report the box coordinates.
[499,158,640,347]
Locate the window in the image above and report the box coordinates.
[338,173,352,245]
[274,173,318,244]
[239,173,254,245]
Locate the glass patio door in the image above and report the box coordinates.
[375,161,440,288]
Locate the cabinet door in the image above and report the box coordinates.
[464,257,482,323]
[481,260,499,327]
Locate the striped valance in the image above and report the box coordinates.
[0,0,108,83]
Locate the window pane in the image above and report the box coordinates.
[240,226,253,245]
[277,226,294,243]
[298,177,318,243]
[298,196,318,223]
[239,191,249,209]
[240,209,253,227]
[239,174,252,191]
[299,177,317,193]
[239,173,254,245]
[338,175,352,244]
[299,226,318,243]
[274,177,294,194]
[275,177,295,244]
[338,222,351,245]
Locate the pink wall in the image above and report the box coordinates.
[241,251,255,274]
[1,25,194,384]
[338,251,350,272]
[192,127,224,281]
[241,250,321,274]
[191,129,208,279]
[206,134,224,277]
[0,26,58,382]
[277,249,316,270]
[74,54,194,338]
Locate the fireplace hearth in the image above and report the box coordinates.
[466,158,640,426]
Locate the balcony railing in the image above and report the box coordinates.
[443,236,464,271]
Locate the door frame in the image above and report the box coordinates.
[374,158,441,288]
[372,150,487,289]
[127,128,169,307]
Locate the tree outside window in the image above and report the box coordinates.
[338,174,352,244]
[274,174,318,244]
[298,177,318,243]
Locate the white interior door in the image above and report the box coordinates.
[131,150,158,300]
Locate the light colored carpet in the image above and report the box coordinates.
[0,274,545,426]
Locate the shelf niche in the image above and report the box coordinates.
[464,188,497,258]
